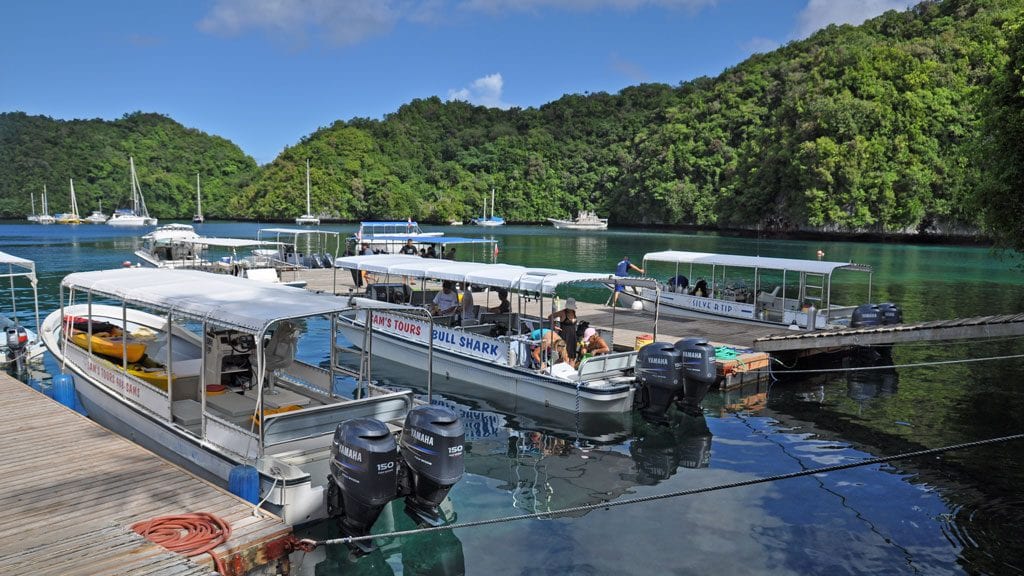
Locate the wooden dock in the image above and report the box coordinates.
[0,372,294,576]
[297,268,774,389]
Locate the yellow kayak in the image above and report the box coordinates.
[126,357,176,390]
[70,331,147,363]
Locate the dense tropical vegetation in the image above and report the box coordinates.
[0,0,1021,244]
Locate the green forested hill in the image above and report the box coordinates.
[1,0,1020,236]
[0,112,258,219]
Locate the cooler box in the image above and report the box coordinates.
[635,334,654,350]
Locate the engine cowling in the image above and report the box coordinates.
[399,405,465,526]
[675,338,717,416]
[328,418,398,554]
[634,342,684,423]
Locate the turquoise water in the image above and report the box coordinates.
[3,221,1023,575]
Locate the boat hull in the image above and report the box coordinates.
[548,219,608,231]
[337,318,633,414]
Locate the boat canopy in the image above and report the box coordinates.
[642,250,872,275]
[0,251,38,282]
[258,228,342,237]
[359,235,496,245]
[176,237,285,249]
[60,268,389,333]
[335,255,658,295]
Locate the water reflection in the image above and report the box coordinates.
[629,412,713,485]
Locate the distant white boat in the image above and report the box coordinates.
[107,156,158,227]
[295,159,320,226]
[36,185,55,225]
[56,178,82,224]
[84,200,108,224]
[134,223,201,268]
[547,210,608,231]
[192,173,204,224]
[471,188,505,227]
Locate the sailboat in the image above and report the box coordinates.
[107,156,158,227]
[56,179,82,224]
[27,192,38,222]
[471,188,505,227]
[295,159,319,225]
[37,185,55,225]
[192,173,204,224]
[84,200,108,224]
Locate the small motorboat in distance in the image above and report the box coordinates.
[547,210,608,231]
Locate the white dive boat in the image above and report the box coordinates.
[40,268,467,531]
[295,159,319,226]
[257,227,342,270]
[471,188,505,227]
[349,220,444,254]
[333,255,715,418]
[107,156,158,227]
[616,250,888,330]
[55,178,82,224]
[164,236,309,288]
[192,173,204,224]
[84,200,108,224]
[37,185,55,225]
[134,223,201,268]
[0,251,46,368]
[547,210,608,231]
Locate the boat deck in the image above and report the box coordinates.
[0,372,294,576]
[297,268,775,389]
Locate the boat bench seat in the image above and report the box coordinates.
[461,323,495,336]
[576,351,636,381]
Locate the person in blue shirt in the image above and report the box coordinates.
[611,256,644,307]
[529,328,569,370]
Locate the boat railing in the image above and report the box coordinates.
[262,390,414,448]
[576,350,637,382]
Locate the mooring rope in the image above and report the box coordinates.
[300,433,1024,549]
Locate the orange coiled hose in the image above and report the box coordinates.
[131,512,232,574]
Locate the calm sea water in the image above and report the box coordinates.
[3,221,1023,575]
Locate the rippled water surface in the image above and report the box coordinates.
[3,221,1023,575]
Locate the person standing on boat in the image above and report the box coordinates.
[611,256,644,307]
[399,239,418,285]
[548,297,579,363]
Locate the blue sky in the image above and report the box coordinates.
[1,0,915,164]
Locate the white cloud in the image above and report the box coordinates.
[741,36,780,56]
[447,73,511,108]
[460,0,716,13]
[794,0,916,39]
[198,0,401,46]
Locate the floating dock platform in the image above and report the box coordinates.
[0,372,294,576]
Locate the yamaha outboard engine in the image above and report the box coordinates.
[850,304,881,328]
[675,338,717,416]
[5,326,29,373]
[399,405,465,526]
[327,418,399,555]
[634,342,684,423]
[877,302,903,325]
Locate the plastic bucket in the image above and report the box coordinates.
[635,334,654,350]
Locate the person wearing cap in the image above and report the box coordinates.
[577,327,610,367]
[547,297,580,363]
[611,255,644,307]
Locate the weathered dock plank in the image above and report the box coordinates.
[0,373,294,576]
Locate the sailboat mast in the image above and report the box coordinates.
[196,172,202,216]
[129,156,138,213]
[42,184,49,215]
[490,188,495,219]
[306,159,312,214]
[69,178,79,218]
[31,192,36,217]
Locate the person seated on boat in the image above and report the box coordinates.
[419,248,427,257]
[667,275,689,293]
[488,288,511,314]
[547,298,579,363]
[690,279,709,297]
[358,242,372,256]
[529,328,569,370]
[577,327,610,367]
[425,245,438,259]
[444,247,457,260]
[432,280,460,316]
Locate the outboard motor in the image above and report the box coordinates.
[399,405,465,526]
[675,338,717,416]
[5,326,29,373]
[850,304,881,328]
[877,302,903,325]
[634,342,684,423]
[327,418,399,555]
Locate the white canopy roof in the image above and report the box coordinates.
[61,268,385,333]
[642,250,872,275]
[0,251,37,285]
[334,255,658,294]
[177,237,283,249]
[258,228,341,236]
